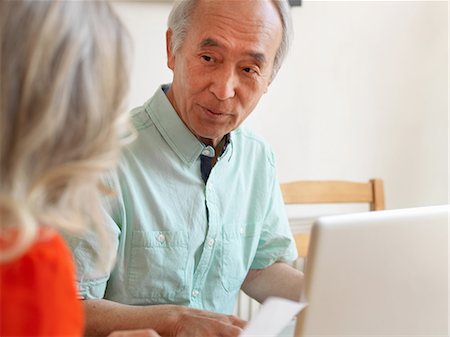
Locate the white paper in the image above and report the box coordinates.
[239,297,308,337]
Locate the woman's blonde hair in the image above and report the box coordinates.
[0,1,132,262]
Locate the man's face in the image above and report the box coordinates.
[166,0,283,147]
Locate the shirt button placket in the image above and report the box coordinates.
[192,176,217,306]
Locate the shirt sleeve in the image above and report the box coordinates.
[250,150,298,269]
[65,171,122,299]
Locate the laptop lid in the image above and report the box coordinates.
[295,205,449,337]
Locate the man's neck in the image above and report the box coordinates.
[198,136,222,150]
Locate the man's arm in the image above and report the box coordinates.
[83,299,246,337]
[241,262,304,303]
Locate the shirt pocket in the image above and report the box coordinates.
[220,226,259,293]
[128,230,189,301]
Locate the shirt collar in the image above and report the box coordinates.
[145,84,203,165]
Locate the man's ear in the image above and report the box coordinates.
[166,29,175,70]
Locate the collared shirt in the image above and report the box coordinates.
[70,85,297,314]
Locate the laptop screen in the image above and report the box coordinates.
[295,205,448,337]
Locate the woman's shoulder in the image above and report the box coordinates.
[0,228,83,336]
[1,228,73,270]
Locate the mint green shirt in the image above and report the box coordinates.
[71,85,297,314]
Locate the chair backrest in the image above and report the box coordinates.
[280,179,385,257]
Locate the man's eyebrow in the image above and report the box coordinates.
[199,37,267,65]
[249,52,266,65]
[200,38,219,48]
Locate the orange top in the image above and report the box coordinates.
[0,230,83,337]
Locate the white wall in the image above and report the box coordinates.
[112,1,448,211]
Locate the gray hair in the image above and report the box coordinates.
[167,0,293,81]
[0,1,132,262]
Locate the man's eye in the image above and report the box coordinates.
[243,67,256,74]
[201,55,213,62]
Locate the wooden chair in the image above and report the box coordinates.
[281,179,385,257]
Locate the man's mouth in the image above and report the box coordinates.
[200,105,230,117]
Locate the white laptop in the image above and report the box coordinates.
[294,205,449,337]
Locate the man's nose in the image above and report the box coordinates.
[209,66,237,101]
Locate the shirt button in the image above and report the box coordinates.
[157,233,166,242]
[202,146,215,157]
[207,238,215,247]
[240,227,245,235]
[192,289,199,297]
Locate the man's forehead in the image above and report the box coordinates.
[191,0,280,30]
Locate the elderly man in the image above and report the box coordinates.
[71,0,303,336]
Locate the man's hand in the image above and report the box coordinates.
[83,299,246,337]
[172,307,246,337]
[108,329,161,337]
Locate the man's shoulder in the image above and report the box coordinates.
[129,85,168,131]
[129,99,156,131]
[233,125,271,150]
[119,98,159,164]
[232,125,276,166]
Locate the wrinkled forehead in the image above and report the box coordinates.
[190,0,282,33]
[187,0,283,56]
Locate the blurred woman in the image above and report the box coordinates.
[0,2,157,336]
